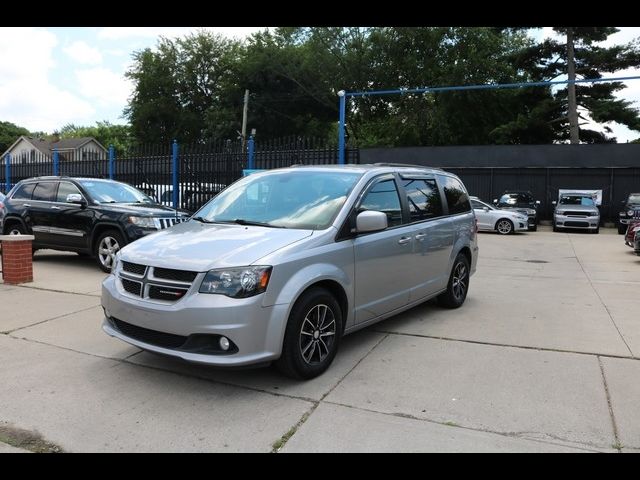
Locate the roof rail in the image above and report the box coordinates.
[372,162,427,168]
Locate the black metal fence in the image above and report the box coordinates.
[0,137,359,212]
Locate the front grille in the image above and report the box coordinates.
[153,267,198,283]
[122,261,146,276]
[563,211,588,217]
[111,318,187,349]
[158,217,187,230]
[149,284,189,301]
[565,221,589,227]
[121,278,142,296]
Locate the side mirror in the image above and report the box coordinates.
[67,193,87,207]
[483,207,490,212]
[492,199,498,204]
[552,201,557,206]
[535,200,541,205]
[356,210,388,233]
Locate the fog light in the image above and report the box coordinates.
[219,336,230,351]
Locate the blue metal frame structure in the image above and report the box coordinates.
[337,75,640,164]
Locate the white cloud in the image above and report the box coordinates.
[63,40,103,65]
[75,67,133,108]
[0,27,95,132]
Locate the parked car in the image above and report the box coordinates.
[470,196,528,235]
[102,165,479,379]
[552,192,600,233]
[492,191,540,231]
[617,193,640,234]
[0,176,190,272]
[624,220,640,247]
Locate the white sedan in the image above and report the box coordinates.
[470,197,529,235]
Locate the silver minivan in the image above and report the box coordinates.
[102,165,478,379]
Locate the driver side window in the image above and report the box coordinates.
[359,178,403,228]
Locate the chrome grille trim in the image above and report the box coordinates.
[118,262,198,303]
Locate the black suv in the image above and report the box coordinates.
[617,193,640,234]
[493,191,540,231]
[0,177,190,272]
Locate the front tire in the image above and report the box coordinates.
[438,253,470,309]
[496,219,513,235]
[95,230,125,273]
[275,287,342,380]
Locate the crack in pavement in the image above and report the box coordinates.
[2,304,101,335]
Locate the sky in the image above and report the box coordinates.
[1,27,639,142]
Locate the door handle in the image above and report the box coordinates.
[415,233,427,241]
[398,237,411,245]
[23,203,31,207]
[50,206,61,210]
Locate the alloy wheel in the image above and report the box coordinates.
[452,262,468,301]
[98,236,120,269]
[299,304,336,365]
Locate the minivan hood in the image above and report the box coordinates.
[119,221,313,272]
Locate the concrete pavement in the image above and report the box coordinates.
[1,228,639,452]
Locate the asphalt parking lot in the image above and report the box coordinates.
[1,226,639,452]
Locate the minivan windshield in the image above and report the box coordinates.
[559,195,596,206]
[79,180,155,204]
[195,170,362,229]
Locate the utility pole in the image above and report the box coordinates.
[241,89,249,151]
[567,28,580,144]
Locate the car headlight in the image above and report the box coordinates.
[628,210,634,217]
[527,209,536,215]
[128,216,156,229]
[199,266,272,298]
[590,211,599,217]
[556,210,564,215]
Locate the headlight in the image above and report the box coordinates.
[556,210,564,215]
[591,211,599,217]
[527,209,536,215]
[128,216,156,229]
[628,210,634,217]
[199,266,272,298]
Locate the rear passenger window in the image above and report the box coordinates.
[402,178,443,221]
[360,178,403,228]
[32,182,57,202]
[438,176,471,215]
[11,183,35,200]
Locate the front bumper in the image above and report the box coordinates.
[554,214,600,230]
[513,219,529,232]
[101,274,289,366]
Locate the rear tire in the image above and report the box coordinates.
[5,223,25,236]
[275,287,342,380]
[438,253,470,309]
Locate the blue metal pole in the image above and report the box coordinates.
[247,135,255,170]
[338,91,346,165]
[172,140,179,210]
[108,144,115,180]
[53,149,59,176]
[5,153,11,192]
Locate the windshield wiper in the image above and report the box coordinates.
[216,218,284,228]
[191,216,214,223]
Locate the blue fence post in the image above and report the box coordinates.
[338,90,346,165]
[4,153,11,192]
[108,144,115,180]
[53,148,60,176]
[172,140,179,209]
[247,135,255,170]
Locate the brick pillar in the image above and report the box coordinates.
[0,235,35,284]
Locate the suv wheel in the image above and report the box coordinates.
[6,223,25,235]
[496,219,513,235]
[95,230,125,273]
[438,253,470,309]
[275,287,342,380]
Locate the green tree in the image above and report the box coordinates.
[0,121,30,153]
[59,121,134,153]
[125,30,242,144]
[526,28,640,143]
